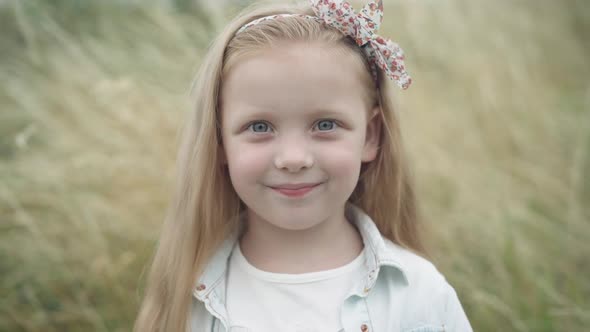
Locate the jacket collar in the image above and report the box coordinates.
[345,203,409,296]
[346,203,409,283]
[193,203,409,300]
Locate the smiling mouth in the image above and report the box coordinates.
[269,183,323,198]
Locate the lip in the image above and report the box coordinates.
[269,182,323,198]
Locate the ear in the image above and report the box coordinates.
[361,105,382,163]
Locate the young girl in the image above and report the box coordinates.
[134,0,472,331]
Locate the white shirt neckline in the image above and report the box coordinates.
[233,243,366,284]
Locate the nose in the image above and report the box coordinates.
[273,137,314,173]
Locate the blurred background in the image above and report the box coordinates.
[1,0,589,331]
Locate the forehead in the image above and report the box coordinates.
[220,42,372,120]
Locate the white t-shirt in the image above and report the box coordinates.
[226,243,366,332]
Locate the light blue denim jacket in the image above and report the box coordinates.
[189,204,473,332]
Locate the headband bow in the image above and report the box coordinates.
[310,0,411,89]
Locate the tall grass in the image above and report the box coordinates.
[0,0,588,331]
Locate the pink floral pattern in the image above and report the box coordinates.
[235,0,412,90]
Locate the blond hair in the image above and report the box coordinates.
[134,2,425,331]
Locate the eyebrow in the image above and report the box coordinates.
[234,108,353,123]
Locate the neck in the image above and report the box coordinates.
[239,207,364,274]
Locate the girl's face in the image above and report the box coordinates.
[220,42,380,231]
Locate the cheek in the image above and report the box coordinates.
[225,143,271,180]
[317,139,364,178]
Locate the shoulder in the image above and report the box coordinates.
[381,238,448,290]
[377,239,473,331]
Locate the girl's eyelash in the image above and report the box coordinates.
[315,119,339,131]
[246,119,340,133]
[246,120,272,133]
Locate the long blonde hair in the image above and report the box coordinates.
[134,2,425,331]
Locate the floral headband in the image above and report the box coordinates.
[235,0,412,90]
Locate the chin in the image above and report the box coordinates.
[264,208,328,230]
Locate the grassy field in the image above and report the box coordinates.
[1,0,588,331]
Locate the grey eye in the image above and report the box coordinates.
[249,121,270,132]
[316,120,336,131]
